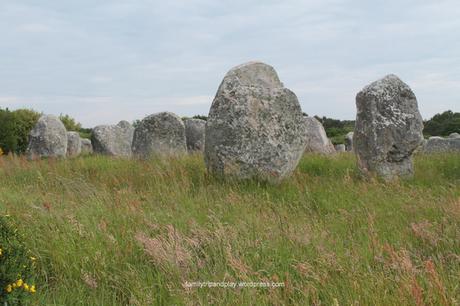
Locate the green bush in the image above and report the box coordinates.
[0,108,41,155]
[0,216,37,305]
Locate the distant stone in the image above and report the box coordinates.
[205,61,307,183]
[354,74,424,180]
[81,138,93,154]
[448,132,460,139]
[184,118,206,152]
[304,116,336,154]
[91,121,134,157]
[66,132,81,157]
[423,136,460,153]
[345,132,354,152]
[132,112,186,158]
[335,144,346,152]
[27,115,67,159]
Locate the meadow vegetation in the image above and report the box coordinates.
[0,153,459,305]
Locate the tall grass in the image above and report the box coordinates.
[0,152,459,305]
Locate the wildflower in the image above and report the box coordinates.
[30,256,37,261]
[5,285,12,293]
[0,248,2,256]
[30,285,36,293]
[16,279,23,287]
[24,283,30,291]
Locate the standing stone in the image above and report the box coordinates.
[335,144,346,152]
[448,132,460,139]
[184,118,206,152]
[354,74,424,180]
[81,138,93,154]
[423,136,460,153]
[91,120,134,157]
[205,61,307,183]
[304,116,335,154]
[27,115,67,159]
[132,112,186,158]
[345,132,354,151]
[67,132,81,157]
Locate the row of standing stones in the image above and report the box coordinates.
[26,61,459,183]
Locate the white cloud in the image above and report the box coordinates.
[17,23,52,33]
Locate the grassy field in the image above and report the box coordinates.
[0,153,459,305]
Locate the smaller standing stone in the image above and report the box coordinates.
[304,116,335,154]
[132,112,187,158]
[184,118,206,152]
[67,132,81,157]
[354,74,424,180]
[448,132,460,139]
[345,132,354,151]
[335,144,346,152]
[81,138,93,154]
[91,121,134,157]
[27,114,68,159]
[423,136,460,153]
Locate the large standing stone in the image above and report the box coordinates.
[184,118,206,152]
[91,121,134,157]
[132,112,186,158]
[354,75,424,180]
[27,115,67,159]
[303,116,335,154]
[345,132,354,151]
[67,132,81,157]
[205,61,307,183]
[423,136,460,153]
[81,138,93,154]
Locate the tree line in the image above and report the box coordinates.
[0,108,459,154]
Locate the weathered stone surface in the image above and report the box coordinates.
[81,138,93,154]
[132,112,186,158]
[184,118,206,152]
[423,136,460,153]
[304,116,335,154]
[335,144,346,152]
[448,132,460,139]
[205,61,307,183]
[66,132,81,157]
[91,121,134,157]
[27,115,67,159]
[345,132,354,151]
[354,74,424,180]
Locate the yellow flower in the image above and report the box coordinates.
[24,284,30,291]
[5,285,12,293]
[16,279,23,287]
[30,285,36,293]
[30,256,37,261]
[0,248,2,256]
[12,283,17,288]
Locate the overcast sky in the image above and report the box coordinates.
[0,0,459,127]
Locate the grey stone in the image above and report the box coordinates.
[132,112,186,158]
[67,132,81,157]
[335,144,346,152]
[91,120,134,157]
[184,118,206,152]
[423,136,460,153]
[27,114,67,159]
[354,74,424,180]
[448,132,460,139]
[81,138,93,154]
[345,132,354,151]
[304,116,336,154]
[205,61,307,183]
